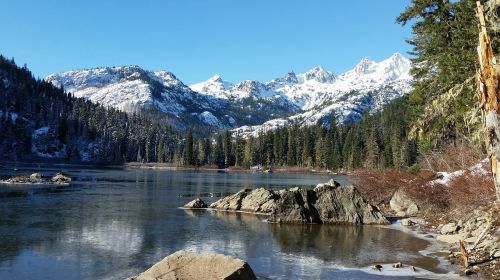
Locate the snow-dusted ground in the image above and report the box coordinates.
[427,158,490,186]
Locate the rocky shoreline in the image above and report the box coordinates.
[0,172,71,185]
[398,204,500,278]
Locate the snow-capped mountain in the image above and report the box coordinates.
[194,53,412,137]
[45,53,411,135]
[45,66,237,129]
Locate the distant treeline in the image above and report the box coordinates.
[183,97,418,170]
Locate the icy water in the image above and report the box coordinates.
[0,165,459,280]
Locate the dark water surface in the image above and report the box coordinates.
[0,165,458,279]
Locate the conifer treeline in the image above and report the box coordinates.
[184,97,418,170]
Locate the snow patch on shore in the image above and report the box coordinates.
[427,158,490,186]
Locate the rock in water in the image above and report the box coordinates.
[209,188,279,213]
[29,173,43,183]
[269,188,321,223]
[313,184,387,224]
[240,188,279,213]
[209,189,250,211]
[183,198,207,209]
[372,264,382,271]
[126,250,257,280]
[209,180,389,225]
[51,172,71,184]
[392,262,403,268]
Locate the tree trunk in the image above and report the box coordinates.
[476,0,500,200]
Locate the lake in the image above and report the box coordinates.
[0,165,459,279]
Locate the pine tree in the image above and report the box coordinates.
[184,129,194,166]
[363,125,379,169]
[243,136,253,168]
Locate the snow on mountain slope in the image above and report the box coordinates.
[228,53,412,137]
[45,66,236,129]
[45,53,411,135]
[190,74,234,99]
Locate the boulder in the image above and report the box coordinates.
[29,173,43,183]
[311,184,388,224]
[440,223,459,235]
[401,218,415,226]
[314,179,340,190]
[392,262,403,268]
[5,176,30,184]
[126,250,256,280]
[184,198,207,209]
[406,203,419,216]
[268,188,321,223]
[390,188,417,214]
[51,172,71,184]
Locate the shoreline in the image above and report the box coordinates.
[0,160,352,175]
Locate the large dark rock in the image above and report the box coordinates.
[268,187,321,223]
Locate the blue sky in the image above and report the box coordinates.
[1,0,412,84]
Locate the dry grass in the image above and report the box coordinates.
[353,142,496,222]
[419,141,484,172]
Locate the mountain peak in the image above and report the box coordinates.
[302,66,335,83]
[283,71,299,84]
[354,58,375,75]
[209,74,222,82]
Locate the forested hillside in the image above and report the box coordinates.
[0,56,181,163]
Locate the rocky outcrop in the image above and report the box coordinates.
[126,250,256,280]
[30,173,43,183]
[2,172,71,185]
[209,180,389,225]
[51,172,71,184]
[269,182,388,224]
[183,198,207,209]
[390,188,419,216]
[209,188,279,213]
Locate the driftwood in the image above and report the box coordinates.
[476,0,500,201]
[460,239,470,268]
